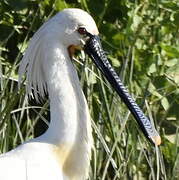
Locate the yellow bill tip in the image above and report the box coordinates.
[151,135,161,146]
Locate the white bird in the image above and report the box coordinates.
[0,8,161,180]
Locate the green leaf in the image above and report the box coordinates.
[165,59,178,67]
[161,43,179,58]
[108,55,120,67]
[148,63,157,75]
[160,1,179,11]
[131,14,142,31]
[17,42,27,53]
[166,63,179,84]
[148,82,163,98]
[88,72,97,84]
[172,11,179,26]
[112,33,124,47]
[55,0,68,11]
[161,97,170,111]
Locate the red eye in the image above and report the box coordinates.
[78,27,87,35]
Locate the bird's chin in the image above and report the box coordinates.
[68,45,82,59]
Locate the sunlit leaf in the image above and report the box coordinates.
[131,14,142,31]
[161,97,170,111]
[55,0,68,11]
[161,43,179,58]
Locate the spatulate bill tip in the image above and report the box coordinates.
[151,135,161,146]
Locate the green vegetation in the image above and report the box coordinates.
[0,0,179,179]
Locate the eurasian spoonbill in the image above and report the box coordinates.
[0,8,161,180]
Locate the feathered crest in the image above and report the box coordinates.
[18,22,50,101]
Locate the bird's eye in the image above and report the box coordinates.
[78,27,87,35]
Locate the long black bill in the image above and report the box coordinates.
[84,35,161,145]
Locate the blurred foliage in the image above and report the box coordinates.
[0,0,179,179]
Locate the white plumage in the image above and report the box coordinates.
[0,8,99,180]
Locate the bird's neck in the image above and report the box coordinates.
[40,44,92,178]
[43,45,92,144]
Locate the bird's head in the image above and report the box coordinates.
[19,8,161,146]
[47,8,99,57]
